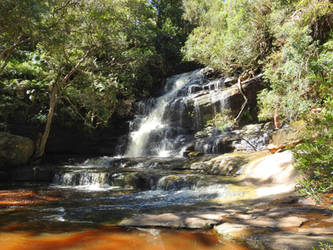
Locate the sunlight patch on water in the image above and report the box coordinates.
[208,184,257,203]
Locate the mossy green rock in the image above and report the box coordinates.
[0,132,34,168]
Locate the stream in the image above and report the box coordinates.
[1,69,331,249]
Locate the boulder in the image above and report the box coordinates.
[189,74,264,129]
[193,122,273,154]
[190,151,268,176]
[0,132,34,168]
[156,175,201,190]
[124,172,159,190]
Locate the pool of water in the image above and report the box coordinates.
[0,187,252,250]
[0,226,251,250]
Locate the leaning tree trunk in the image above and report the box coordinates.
[34,50,91,159]
[34,84,59,159]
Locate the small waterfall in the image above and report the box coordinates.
[125,69,206,157]
[53,172,111,188]
[193,98,202,130]
[122,68,246,157]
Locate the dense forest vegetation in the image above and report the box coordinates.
[182,0,333,199]
[0,0,196,158]
[0,0,332,199]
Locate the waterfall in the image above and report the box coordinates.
[125,69,206,157]
[54,172,109,187]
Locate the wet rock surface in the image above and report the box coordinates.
[123,69,266,157]
[188,74,264,129]
[120,211,227,229]
[2,148,332,250]
[193,122,274,155]
[214,196,333,250]
[3,70,332,249]
[115,151,332,250]
[119,194,333,250]
[189,151,267,176]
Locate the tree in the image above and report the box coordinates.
[33,0,130,158]
[34,0,181,158]
[0,0,195,160]
[148,0,194,76]
[182,0,272,74]
[0,0,50,74]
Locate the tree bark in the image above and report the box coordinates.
[34,50,91,159]
[34,84,59,159]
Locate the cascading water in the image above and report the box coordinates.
[50,68,271,194]
[50,68,252,192]
[125,69,206,157]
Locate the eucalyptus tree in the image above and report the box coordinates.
[182,0,333,198]
[34,0,153,158]
[0,0,49,73]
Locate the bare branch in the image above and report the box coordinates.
[234,76,248,121]
[57,49,92,88]
[63,95,97,128]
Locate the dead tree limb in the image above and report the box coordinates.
[234,76,248,121]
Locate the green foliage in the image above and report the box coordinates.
[0,48,49,130]
[258,0,333,200]
[182,0,333,200]
[60,71,120,128]
[294,98,333,199]
[182,0,272,73]
[258,0,333,122]
[205,112,235,132]
[314,240,333,250]
[0,0,192,135]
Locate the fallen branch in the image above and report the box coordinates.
[238,136,257,151]
[234,76,248,121]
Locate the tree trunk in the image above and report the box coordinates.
[34,84,59,159]
[34,50,91,159]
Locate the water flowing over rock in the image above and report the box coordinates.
[123,68,265,157]
[192,122,274,155]
[125,70,204,157]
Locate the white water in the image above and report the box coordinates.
[125,70,203,157]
